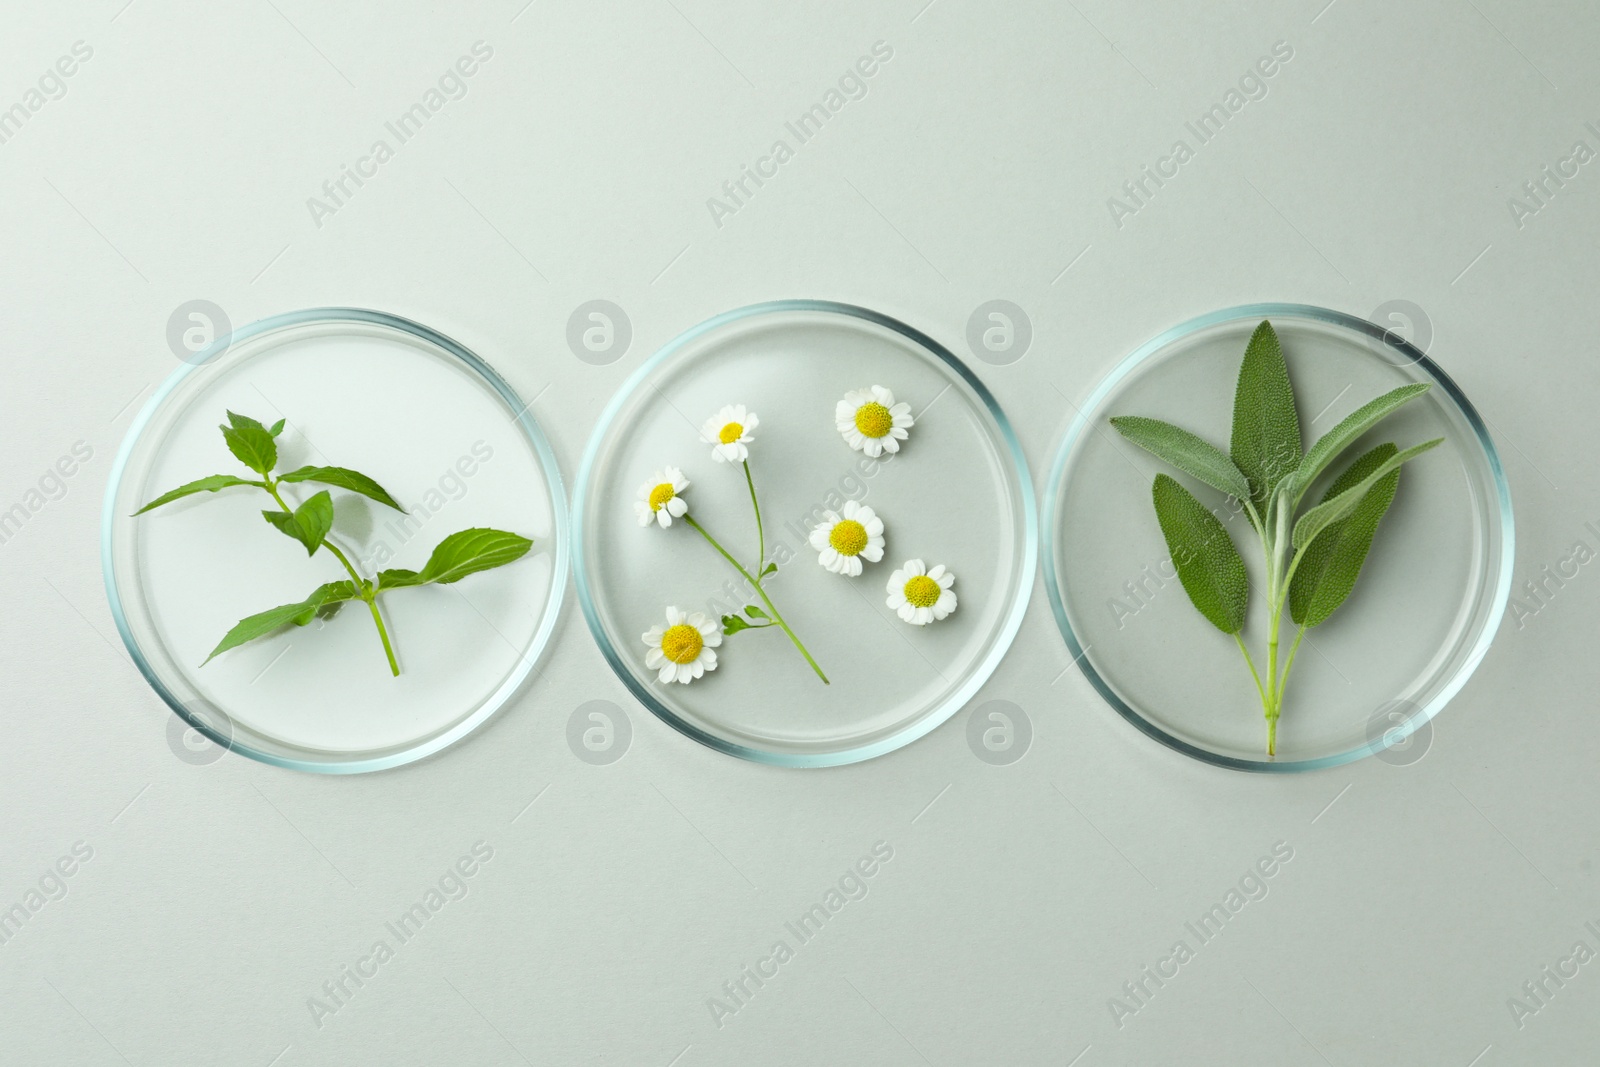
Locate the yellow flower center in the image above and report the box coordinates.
[648,483,675,511]
[828,519,869,556]
[854,402,893,438]
[660,623,703,664]
[903,574,941,608]
[718,422,744,444]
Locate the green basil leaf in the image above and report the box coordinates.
[1292,438,1442,550]
[1110,415,1251,503]
[260,489,334,556]
[221,417,278,476]
[1229,320,1302,513]
[133,474,265,515]
[1291,383,1429,505]
[375,568,426,590]
[417,528,533,584]
[1290,444,1401,628]
[203,580,358,663]
[1151,473,1249,634]
[279,465,405,512]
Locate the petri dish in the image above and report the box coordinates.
[1044,304,1513,771]
[103,309,567,773]
[573,300,1036,767]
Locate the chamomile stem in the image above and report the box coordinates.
[742,460,764,577]
[266,482,400,676]
[684,515,829,684]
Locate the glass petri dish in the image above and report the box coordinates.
[573,301,1036,767]
[1044,304,1513,772]
[102,309,567,774]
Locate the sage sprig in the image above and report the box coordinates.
[136,412,531,676]
[1110,321,1441,755]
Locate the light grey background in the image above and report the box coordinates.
[0,1,1593,1064]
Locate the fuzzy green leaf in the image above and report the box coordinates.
[221,414,278,476]
[1151,473,1249,634]
[134,474,265,514]
[1290,444,1401,628]
[279,465,405,512]
[416,528,532,585]
[1292,438,1442,550]
[722,614,752,635]
[203,581,358,663]
[1230,320,1302,512]
[1291,383,1430,505]
[261,489,334,556]
[1110,415,1251,503]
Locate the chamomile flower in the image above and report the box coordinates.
[642,606,721,684]
[836,385,913,457]
[886,559,956,625]
[700,404,759,463]
[635,467,689,528]
[808,500,885,577]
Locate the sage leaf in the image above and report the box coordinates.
[203,580,358,663]
[1291,383,1429,504]
[1151,473,1249,634]
[722,614,752,635]
[416,528,533,584]
[1290,444,1401,628]
[1292,438,1442,550]
[279,465,405,512]
[261,489,334,556]
[221,414,278,476]
[1110,415,1251,503]
[134,474,264,514]
[1230,320,1302,512]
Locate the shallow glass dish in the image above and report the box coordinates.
[103,309,566,773]
[573,300,1035,766]
[1043,304,1513,772]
